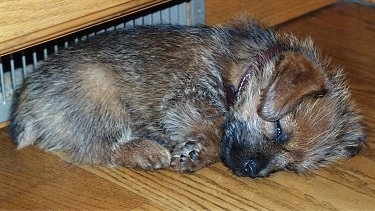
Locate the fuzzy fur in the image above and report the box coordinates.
[11,18,365,177]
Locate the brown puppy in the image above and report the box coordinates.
[10,18,365,178]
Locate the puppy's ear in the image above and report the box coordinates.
[258,52,327,121]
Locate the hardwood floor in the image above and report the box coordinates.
[1,2,374,210]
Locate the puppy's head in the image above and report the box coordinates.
[221,50,365,178]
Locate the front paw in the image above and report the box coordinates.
[171,140,202,173]
[119,140,171,171]
[134,145,171,170]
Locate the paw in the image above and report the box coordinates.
[135,145,171,171]
[119,140,171,171]
[170,140,202,173]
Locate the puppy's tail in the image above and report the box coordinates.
[9,101,38,149]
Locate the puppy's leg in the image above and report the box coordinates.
[164,101,224,172]
[12,110,171,171]
[171,129,221,172]
[58,136,171,171]
[115,139,171,170]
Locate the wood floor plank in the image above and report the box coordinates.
[0,128,149,210]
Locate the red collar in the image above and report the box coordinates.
[225,44,284,107]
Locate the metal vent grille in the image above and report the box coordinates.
[0,0,205,123]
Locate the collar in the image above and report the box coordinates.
[225,44,284,107]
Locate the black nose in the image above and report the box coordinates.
[244,159,260,178]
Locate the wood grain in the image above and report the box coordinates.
[0,129,149,210]
[0,0,172,56]
[205,0,337,25]
[0,122,9,129]
[0,2,374,210]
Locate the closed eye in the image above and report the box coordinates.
[274,120,290,145]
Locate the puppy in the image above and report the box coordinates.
[10,18,365,177]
